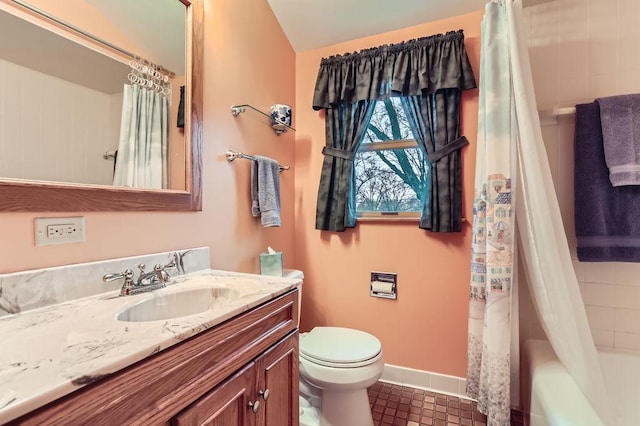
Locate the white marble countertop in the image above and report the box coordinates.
[0,269,301,424]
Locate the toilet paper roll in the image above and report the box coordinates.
[371,281,394,294]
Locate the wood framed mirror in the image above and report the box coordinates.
[0,0,203,211]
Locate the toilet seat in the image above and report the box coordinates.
[300,327,382,368]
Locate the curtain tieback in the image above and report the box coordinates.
[427,136,469,164]
[322,146,356,161]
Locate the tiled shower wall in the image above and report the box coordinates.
[0,58,120,185]
[523,0,640,351]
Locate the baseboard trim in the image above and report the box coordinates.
[380,364,474,401]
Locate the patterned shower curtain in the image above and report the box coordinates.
[466,2,514,424]
[468,1,613,424]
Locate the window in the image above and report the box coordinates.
[354,98,429,218]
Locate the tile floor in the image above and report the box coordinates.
[368,381,528,426]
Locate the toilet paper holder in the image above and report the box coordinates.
[370,271,397,300]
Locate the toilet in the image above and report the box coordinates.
[298,326,384,426]
[283,270,384,426]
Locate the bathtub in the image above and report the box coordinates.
[523,339,640,426]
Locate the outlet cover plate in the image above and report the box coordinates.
[35,217,86,246]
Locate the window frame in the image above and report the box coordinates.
[355,138,424,221]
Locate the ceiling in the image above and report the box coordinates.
[267,0,553,52]
[267,0,488,52]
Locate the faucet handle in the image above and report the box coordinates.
[159,259,177,270]
[152,265,169,283]
[103,269,134,282]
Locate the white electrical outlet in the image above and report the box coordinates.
[35,217,86,246]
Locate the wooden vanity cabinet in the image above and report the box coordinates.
[12,290,299,426]
[173,331,298,426]
[258,332,298,426]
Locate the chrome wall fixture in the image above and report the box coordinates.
[225,150,290,171]
[230,104,295,135]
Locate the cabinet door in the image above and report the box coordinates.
[173,362,258,426]
[256,332,299,426]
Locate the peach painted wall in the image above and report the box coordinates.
[294,11,483,377]
[0,0,296,275]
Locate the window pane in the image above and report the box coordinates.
[355,147,427,213]
[363,98,413,144]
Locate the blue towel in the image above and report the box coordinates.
[250,156,281,227]
[596,94,640,186]
[574,102,640,262]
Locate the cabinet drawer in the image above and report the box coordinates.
[12,289,298,426]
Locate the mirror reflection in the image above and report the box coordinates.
[0,0,186,190]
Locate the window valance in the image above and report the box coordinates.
[312,30,477,111]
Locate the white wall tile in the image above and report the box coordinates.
[591,329,615,349]
[457,378,469,398]
[558,41,588,103]
[429,373,461,396]
[614,309,640,334]
[585,283,615,307]
[614,286,640,310]
[585,305,615,331]
[616,40,640,74]
[540,125,559,190]
[584,262,614,284]
[586,40,617,78]
[380,364,403,385]
[614,332,640,351]
[587,73,617,100]
[579,282,587,301]
[572,260,586,281]
[614,263,640,286]
[400,366,431,390]
[616,71,640,95]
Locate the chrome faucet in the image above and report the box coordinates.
[103,260,176,296]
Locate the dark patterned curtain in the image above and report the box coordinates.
[402,91,468,232]
[315,101,376,231]
[313,30,476,232]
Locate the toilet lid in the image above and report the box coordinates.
[300,327,381,365]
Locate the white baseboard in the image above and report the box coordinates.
[379,364,474,401]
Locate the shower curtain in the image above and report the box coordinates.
[113,84,169,189]
[467,1,612,424]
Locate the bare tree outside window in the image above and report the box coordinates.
[355,98,429,213]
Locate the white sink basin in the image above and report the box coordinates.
[116,286,241,322]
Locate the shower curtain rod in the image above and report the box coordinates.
[10,0,176,77]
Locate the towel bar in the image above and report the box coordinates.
[225,150,290,171]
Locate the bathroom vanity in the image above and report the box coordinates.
[13,291,298,425]
[0,252,301,426]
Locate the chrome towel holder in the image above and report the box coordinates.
[230,104,296,135]
[225,150,290,171]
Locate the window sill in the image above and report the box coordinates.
[356,216,468,223]
[357,216,420,223]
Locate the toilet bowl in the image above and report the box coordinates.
[299,327,384,426]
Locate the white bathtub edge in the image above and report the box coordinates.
[524,339,604,426]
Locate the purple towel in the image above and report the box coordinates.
[596,94,640,186]
[574,102,640,262]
